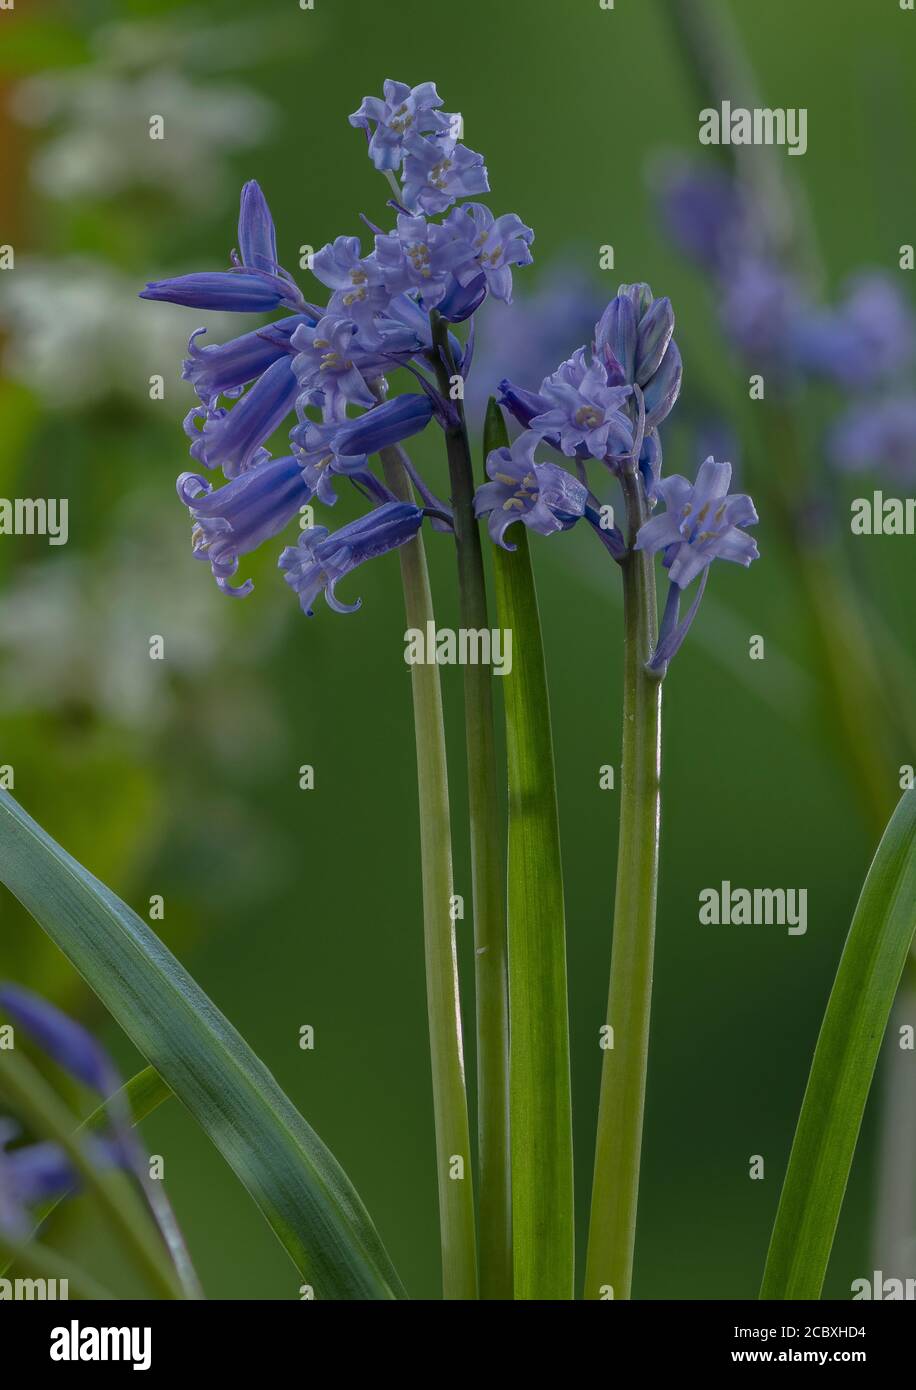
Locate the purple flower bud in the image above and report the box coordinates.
[182,315,311,408]
[237,180,279,274]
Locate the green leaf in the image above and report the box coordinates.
[485,400,575,1299]
[761,788,916,1299]
[0,791,405,1300]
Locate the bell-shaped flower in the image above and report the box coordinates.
[349,80,449,172]
[279,501,425,615]
[474,431,588,549]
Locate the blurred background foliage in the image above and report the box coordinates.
[0,0,913,1298]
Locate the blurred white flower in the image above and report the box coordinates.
[0,256,236,409]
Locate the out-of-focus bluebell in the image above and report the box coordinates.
[279,502,425,616]
[829,395,916,484]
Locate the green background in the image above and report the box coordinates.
[0,0,913,1299]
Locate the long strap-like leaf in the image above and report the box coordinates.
[486,400,575,1299]
[761,787,916,1299]
[0,791,405,1300]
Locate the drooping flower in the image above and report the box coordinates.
[0,984,119,1095]
[177,454,313,596]
[291,395,435,506]
[184,355,300,477]
[474,431,589,549]
[279,501,425,615]
[635,456,759,589]
[141,181,306,314]
[529,348,633,459]
[401,133,489,215]
[182,314,311,409]
[349,80,449,172]
[310,236,393,327]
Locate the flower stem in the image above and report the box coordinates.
[585,466,662,1301]
[379,444,478,1301]
[427,316,513,1300]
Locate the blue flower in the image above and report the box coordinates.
[529,348,633,460]
[374,214,473,311]
[141,181,305,314]
[290,314,422,416]
[184,355,300,478]
[182,314,311,409]
[349,80,449,172]
[445,203,534,304]
[0,985,127,1237]
[474,431,588,549]
[310,236,393,327]
[178,455,313,597]
[635,456,759,590]
[829,394,916,484]
[292,394,435,504]
[794,272,915,390]
[0,984,119,1094]
[401,133,489,215]
[279,501,424,615]
[594,283,682,427]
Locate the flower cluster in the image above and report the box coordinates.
[475,281,758,669]
[655,156,916,480]
[142,79,534,612]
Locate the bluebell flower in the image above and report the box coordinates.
[594,284,682,428]
[794,272,915,389]
[290,314,423,416]
[177,455,313,597]
[651,156,752,273]
[635,457,759,589]
[0,984,118,1095]
[445,203,535,304]
[184,355,300,477]
[349,80,449,172]
[401,133,489,215]
[0,985,127,1237]
[374,214,472,311]
[279,501,425,615]
[529,348,633,460]
[182,314,311,409]
[141,181,306,314]
[829,394,916,484]
[635,458,759,674]
[474,431,588,549]
[291,395,434,505]
[310,236,393,327]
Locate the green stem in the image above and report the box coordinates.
[427,317,512,1300]
[379,444,478,1301]
[585,466,662,1301]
